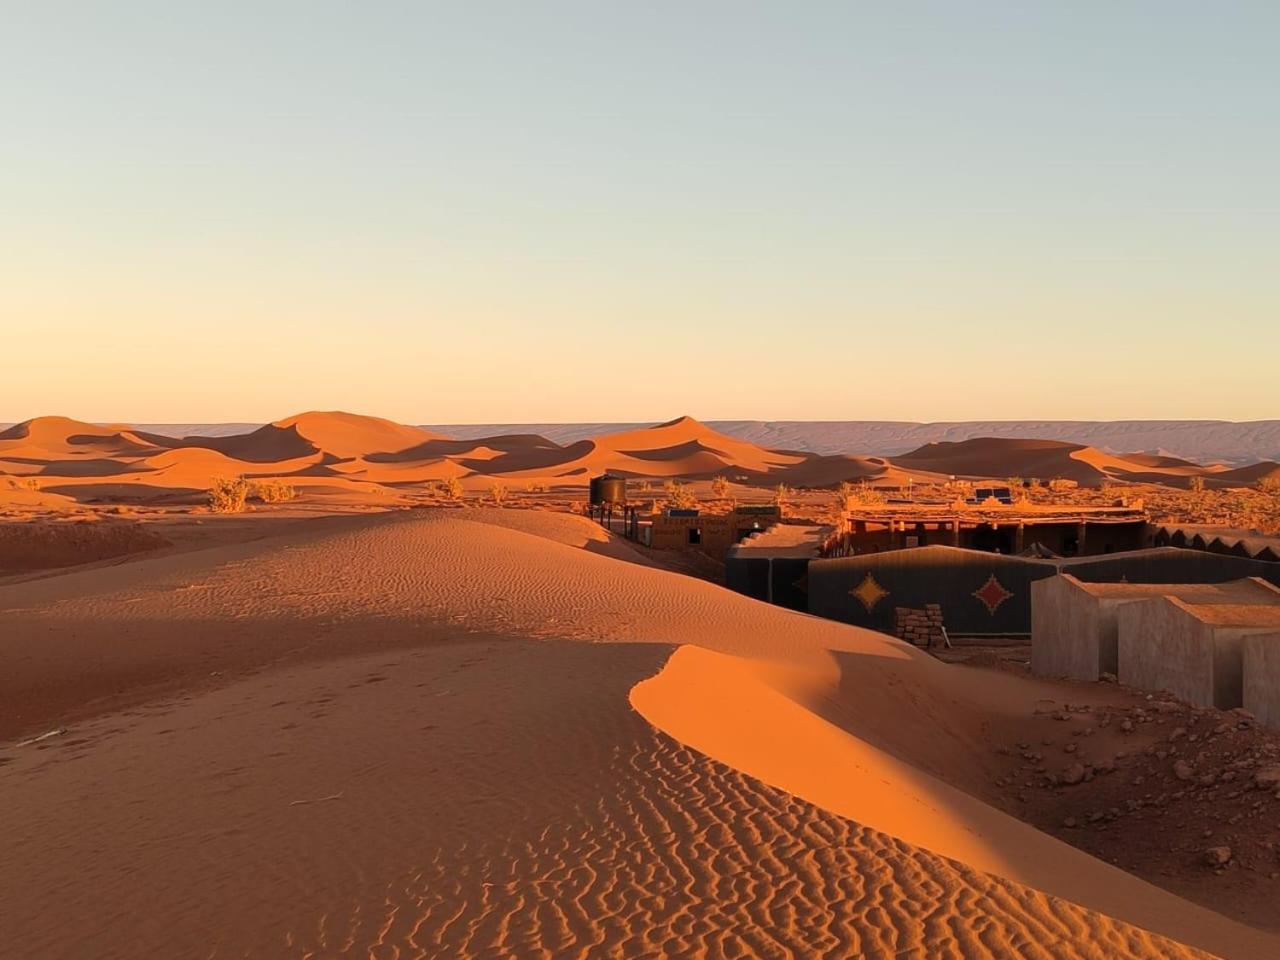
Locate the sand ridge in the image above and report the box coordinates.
[4,411,1256,510]
[2,508,1273,957]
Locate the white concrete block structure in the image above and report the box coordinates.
[1031,575,1279,682]
[1242,631,1280,727]
[1117,598,1280,709]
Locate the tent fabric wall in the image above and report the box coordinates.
[805,546,1280,637]
[808,546,1056,637]
[724,555,811,612]
[1057,548,1280,587]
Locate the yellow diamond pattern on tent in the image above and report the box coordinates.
[851,573,889,613]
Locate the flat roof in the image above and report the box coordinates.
[1063,575,1280,604]
[845,504,1147,525]
[730,523,834,559]
[1169,602,1280,627]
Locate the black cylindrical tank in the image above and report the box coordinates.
[589,474,627,505]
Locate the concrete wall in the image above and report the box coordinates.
[1031,576,1105,681]
[1029,575,1280,683]
[649,511,778,557]
[1243,632,1280,729]
[1118,599,1220,707]
[1116,599,1277,709]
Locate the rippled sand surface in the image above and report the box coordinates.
[1,510,1265,958]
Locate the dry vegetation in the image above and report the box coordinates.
[1010,479,1280,536]
[207,477,250,514]
[207,477,297,512]
[249,478,297,503]
[435,477,463,501]
[662,479,697,510]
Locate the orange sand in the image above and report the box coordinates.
[3,508,1274,958]
[6,411,1246,513]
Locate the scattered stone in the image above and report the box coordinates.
[1169,726,1187,742]
[1063,816,1078,828]
[1061,763,1087,785]
[1100,672,1117,683]
[1120,719,1134,733]
[1064,743,1078,754]
[1174,760,1194,781]
[1254,766,1280,790]
[1203,846,1233,868]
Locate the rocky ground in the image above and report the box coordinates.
[944,643,1280,930]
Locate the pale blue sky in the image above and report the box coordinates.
[2,2,1276,423]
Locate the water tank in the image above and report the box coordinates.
[589,474,627,505]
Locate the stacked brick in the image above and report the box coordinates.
[895,604,946,647]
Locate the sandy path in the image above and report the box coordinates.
[0,509,1269,957]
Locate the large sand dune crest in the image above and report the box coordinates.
[2,509,1270,957]
[4,411,1270,503]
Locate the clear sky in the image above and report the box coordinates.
[2,2,1277,424]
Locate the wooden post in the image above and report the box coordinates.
[1015,521,1025,554]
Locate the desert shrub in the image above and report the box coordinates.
[843,481,886,506]
[663,479,697,509]
[1259,476,1280,496]
[438,477,463,500]
[1189,476,1206,494]
[249,478,297,503]
[208,476,250,514]
[710,475,730,499]
[489,482,508,505]
[525,480,549,493]
[772,483,793,508]
[835,480,856,513]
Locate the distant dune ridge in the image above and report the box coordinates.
[8,419,1279,465]
[2,411,1277,502]
[422,419,1280,466]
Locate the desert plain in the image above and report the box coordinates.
[5,412,1280,959]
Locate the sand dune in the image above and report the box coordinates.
[138,410,440,463]
[0,416,162,461]
[3,509,1271,958]
[890,436,1253,488]
[1,412,1269,509]
[895,437,1114,483]
[1217,460,1280,486]
[419,419,1280,466]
